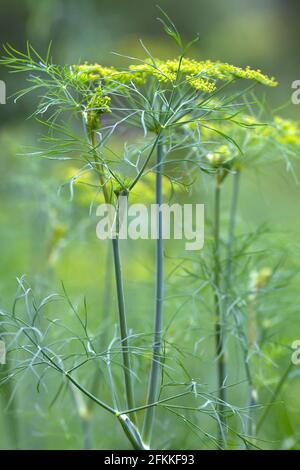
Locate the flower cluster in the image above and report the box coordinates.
[264,116,300,146]
[186,112,300,173]
[250,267,272,291]
[206,144,232,168]
[84,87,111,131]
[73,57,277,94]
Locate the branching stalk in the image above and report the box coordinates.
[224,169,240,299]
[224,170,255,439]
[22,326,145,449]
[142,136,164,447]
[70,383,92,449]
[256,362,293,433]
[112,193,136,423]
[0,364,18,448]
[90,130,136,427]
[213,176,227,447]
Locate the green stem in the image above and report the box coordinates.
[225,170,260,441]
[22,315,145,449]
[224,170,240,298]
[256,362,293,433]
[223,170,241,438]
[247,296,258,440]
[88,245,113,413]
[102,245,113,344]
[81,417,92,450]
[225,170,257,439]
[89,129,139,442]
[0,364,18,449]
[112,193,136,425]
[118,413,147,450]
[69,382,93,449]
[213,177,227,447]
[142,136,164,447]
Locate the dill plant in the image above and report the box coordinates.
[2,8,297,451]
[183,108,300,446]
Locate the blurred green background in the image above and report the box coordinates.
[0,0,300,450]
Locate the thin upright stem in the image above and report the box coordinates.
[224,169,240,299]
[222,170,240,434]
[225,170,259,438]
[142,136,164,447]
[0,364,18,448]
[213,177,227,447]
[102,246,113,340]
[69,383,92,449]
[247,294,258,438]
[90,130,136,428]
[225,171,259,440]
[256,362,293,433]
[112,194,136,424]
[242,336,256,440]
[118,413,147,450]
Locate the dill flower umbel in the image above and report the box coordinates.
[206,144,232,167]
[249,267,272,293]
[206,144,237,183]
[248,267,272,353]
[271,116,300,146]
[83,86,111,133]
[73,57,277,94]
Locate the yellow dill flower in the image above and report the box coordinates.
[84,87,111,131]
[47,223,67,266]
[87,90,111,113]
[160,58,277,88]
[248,267,272,350]
[258,116,300,146]
[73,63,117,80]
[243,115,259,126]
[51,224,66,243]
[128,62,175,84]
[273,116,300,146]
[113,70,145,85]
[73,57,277,94]
[186,76,216,93]
[250,267,272,291]
[206,144,232,167]
[73,63,146,85]
[207,63,277,87]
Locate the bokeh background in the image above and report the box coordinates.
[0,0,300,450]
